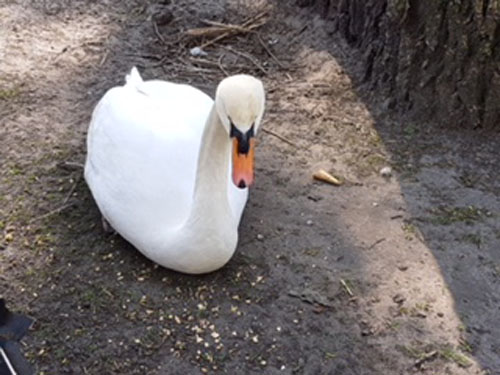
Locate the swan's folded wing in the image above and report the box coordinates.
[85,78,213,244]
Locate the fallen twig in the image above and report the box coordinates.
[217,54,229,77]
[201,19,255,33]
[63,178,80,203]
[223,46,267,75]
[30,203,75,223]
[185,26,231,38]
[261,127,296,147]
[340,279,354,297]
[58,161,84,170]
[193,10,269,49]
[256,33,287,69]
[368,238,386,250]
[152,21,166,44]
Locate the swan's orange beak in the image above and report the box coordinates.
[232,138,255,189]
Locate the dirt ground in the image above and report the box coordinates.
[1,0,499,374]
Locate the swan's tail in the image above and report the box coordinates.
[125,67,143,88]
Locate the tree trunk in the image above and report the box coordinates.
[299,0,500,129]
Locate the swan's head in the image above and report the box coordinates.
[215,74,265,189]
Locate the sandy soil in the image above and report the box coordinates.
[1,0,499,374]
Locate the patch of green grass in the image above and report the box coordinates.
[388,321,401,330]
[459,173,478,188]
[460,233,481,247]
[304,248,321,257]
[403,124,418,139]
[363,153,387,172]
[458,337,473,353]
[397,344,427,359]
[324,351,337,360]
[439,346,471,368]
[402,222,417,240]
[428,206,486,225]
[0,87,21,100]
[9,165,23,176]
[368,133,382,147]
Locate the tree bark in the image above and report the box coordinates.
[299,0,500,129]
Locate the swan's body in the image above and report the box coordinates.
[85,68,265,274]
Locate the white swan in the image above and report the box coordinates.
[85,68,265,274]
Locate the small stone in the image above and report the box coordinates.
[306,219,313,226]
[256,234,264,241]
[190,47,207,57]
[380,166,392,178]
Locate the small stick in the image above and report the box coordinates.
[261,127,296,147]
[200,19,254,33]
[340,279,354,297]
[368,238,386,250]
[152,21,166,44]
[199,10,269,49]
[62,178,80,204]
[98,50,109,67]
[58,161,84,169]
[185,26,231,38]
[223,46,267,75]
[29,203,75,223]
[217,54,229,77]
[256,33,286,69]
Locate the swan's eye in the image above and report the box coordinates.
[230,122,254,155]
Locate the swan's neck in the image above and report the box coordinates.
[158,106,237,274]
[188,106,233,222]
[146,105,239,274]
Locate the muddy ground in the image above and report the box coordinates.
[1,0,499,374]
